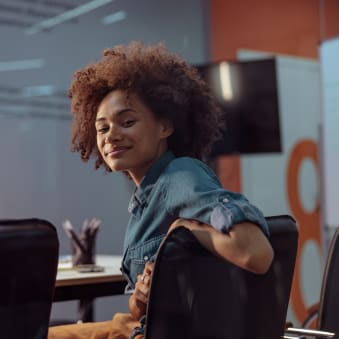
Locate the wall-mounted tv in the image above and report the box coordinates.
[195,58,282,157]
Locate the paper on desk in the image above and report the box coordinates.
[58,255,73,270]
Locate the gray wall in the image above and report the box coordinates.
[0,0,210,322]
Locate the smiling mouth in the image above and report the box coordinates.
[106,147,130,158]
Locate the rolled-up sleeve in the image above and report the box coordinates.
[210,192,269,236]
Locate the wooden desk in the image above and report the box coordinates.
[54,255,126,322]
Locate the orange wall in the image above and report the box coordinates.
[210,0,339,61]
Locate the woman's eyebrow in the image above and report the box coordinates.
[95,116,106,123]
[95,108,137,122]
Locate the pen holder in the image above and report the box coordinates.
[72,239,96,266]
[62,218,101,267]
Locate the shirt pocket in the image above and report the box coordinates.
[128,234,165,283]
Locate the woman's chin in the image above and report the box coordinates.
[108,163,128,173]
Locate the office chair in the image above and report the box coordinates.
[144,215,298,339]
[284,228,339,339]
[0,218,59,339]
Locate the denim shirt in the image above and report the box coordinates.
[120,151,269,291]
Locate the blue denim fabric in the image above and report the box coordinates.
[120,151,269,290]
[129,315,146,339]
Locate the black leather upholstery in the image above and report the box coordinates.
[145,215,298,339]
[317,228,339,334]
[0,218,59,339]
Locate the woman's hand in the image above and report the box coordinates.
[128,261,154,320]
[134,261,154,304]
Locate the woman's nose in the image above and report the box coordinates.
[104,127,122,143]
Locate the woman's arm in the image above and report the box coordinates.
[169,218,274,274]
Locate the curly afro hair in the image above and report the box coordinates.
[69,41,224,171]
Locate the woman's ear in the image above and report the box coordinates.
[160,119,174,139]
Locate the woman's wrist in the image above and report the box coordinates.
[129,293,146,320]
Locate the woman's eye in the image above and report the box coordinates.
[97,126,108,133]
[122,120,135,127]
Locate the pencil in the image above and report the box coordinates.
[63,222,86,253]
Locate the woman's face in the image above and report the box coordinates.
[95,90,173,185]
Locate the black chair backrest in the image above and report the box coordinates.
[0,218,59,339]
[145,215,298,339]
[318,227,339,334]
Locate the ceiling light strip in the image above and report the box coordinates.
[25,0,113,35]
[102,10,126,25]
[0,59,45,72]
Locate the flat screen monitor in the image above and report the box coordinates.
[195,58,282,157]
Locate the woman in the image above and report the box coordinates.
[49,42,273,339]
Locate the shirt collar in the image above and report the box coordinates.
[128,151,175,212]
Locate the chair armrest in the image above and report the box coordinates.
[301,301,320,327]
[285,327,335,338]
